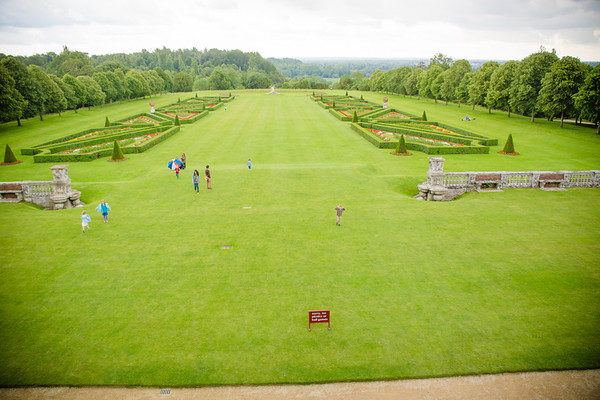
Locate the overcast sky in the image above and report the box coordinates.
[0,0,599,61]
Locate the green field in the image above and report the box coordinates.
[1,90,599,386]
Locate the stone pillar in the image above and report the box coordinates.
[427,157,445,187]
[51,165,71,194]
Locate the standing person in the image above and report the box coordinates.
[81,210,91,233]
[205,165,212,189]
[96,200,111,223]
[175,166,180,179]
[247,158,252,169]
[192,169,200,193]
[334,205,345,226]
[181,153,187,170]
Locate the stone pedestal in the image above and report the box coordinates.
[69,190,84,207]
[49,193,69,210]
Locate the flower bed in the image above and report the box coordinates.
[367,129,463,147]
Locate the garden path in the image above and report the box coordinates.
[1,369,599,399]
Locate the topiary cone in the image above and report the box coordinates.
[3,144,19,164]
[352,111,358,123]
[500,133,518,154]
[174,115,180,126]
[422,111,428,121]
[105,117,110,127]
[396,135,408,153]
[110,140,126,161]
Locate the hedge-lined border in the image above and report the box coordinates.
[32,126,180,163]
[22,95,232,162]
[350,123,489,154]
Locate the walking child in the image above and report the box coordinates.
[96,200,111,222]
[334,205,345,226]
[81,210,91,233]
[175,166,180,179]
[247,159,252,169]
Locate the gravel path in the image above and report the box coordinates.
[2,369,599,399]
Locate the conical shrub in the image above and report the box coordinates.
[110,140,126,161]
[3,144,19,164]
[174,115,180,126]
[391,135,411,156]
[422,111,428,121]
[352,111,358,123]
[105,117,110,127]
[500,134,518,155]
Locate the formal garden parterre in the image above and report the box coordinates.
[313,93,497,154]
[20,95,234,162]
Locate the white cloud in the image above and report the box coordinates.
[0,0,598,60]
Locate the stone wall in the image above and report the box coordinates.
[416,157,600,201]
[0,165,84,209]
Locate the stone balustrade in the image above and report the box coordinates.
[0,165,84,209]
[416,157,600,201]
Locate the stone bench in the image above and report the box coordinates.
[0,183,23,202]
[538,173,565,191]
[474,174,503,192]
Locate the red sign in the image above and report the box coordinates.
[308,310,331,331]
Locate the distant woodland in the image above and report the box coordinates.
[1,47,599,131]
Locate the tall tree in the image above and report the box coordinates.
[0,64,26,124]
[174,71,194,92]
[404,68,424,96]
[49,74,74,115]
[486,60,519,116]
[28,65,67,120]
[48,46,94,77]
[455,72,472,108]
[536,56,588,127]
[76,76,105,109]
[93,71,117,102]
[509,50,559,122]
[574,65,600,134]
[62,74,87,111]
[440,59,471,104]
[419,65,443,100]
[468,61,499,111]
[125,70,150,98]
[207,70,232,90]
[429,53,453,70]
[0,56,41,124]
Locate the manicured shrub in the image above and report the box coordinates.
[174,115,180,126]
[3,144,19,164]
[395,135,408,154]
[110,140,126,161]
[352,111,358,123]
[499,133,519,155]
[105,117,110,127]
[422,111,428,121]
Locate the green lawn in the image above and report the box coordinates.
[1,90,599,386]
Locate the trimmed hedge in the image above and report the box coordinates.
[33,126,181,163]
[350,123,489,154]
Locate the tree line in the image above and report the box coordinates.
[334,51,600,133]
[0,46,288,125]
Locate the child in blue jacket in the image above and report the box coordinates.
[96,200,111,222]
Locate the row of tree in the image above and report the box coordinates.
[0,47,288,124]
[335,51,600,132]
